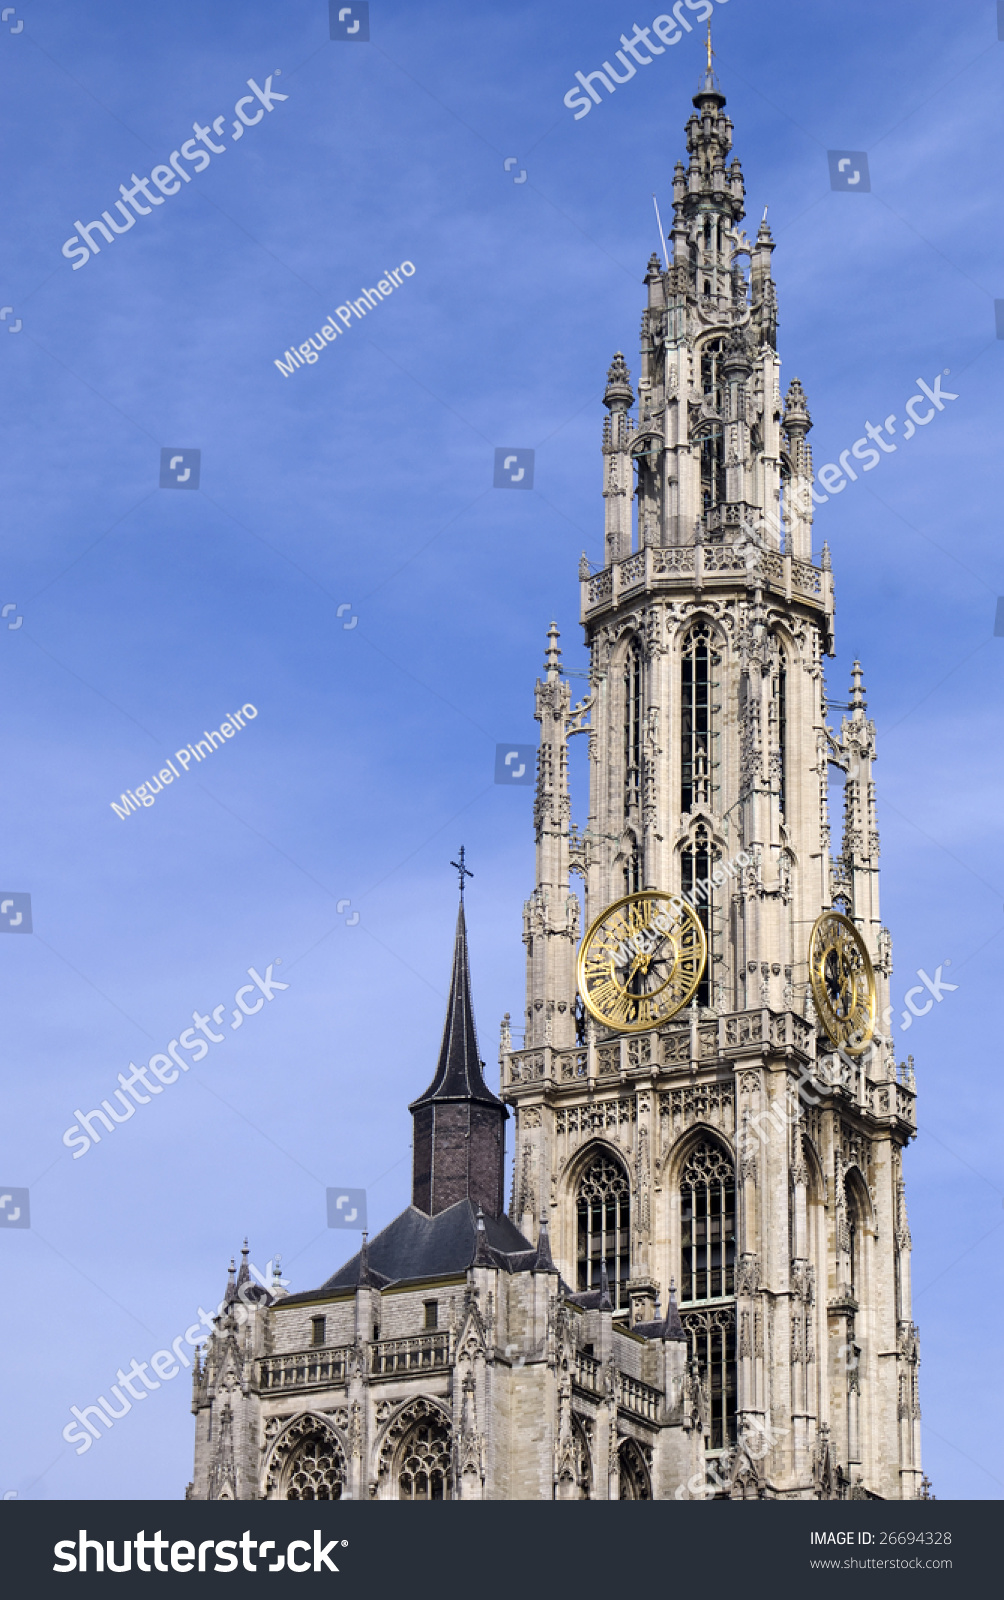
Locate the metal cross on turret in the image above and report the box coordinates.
[451,845,473,899]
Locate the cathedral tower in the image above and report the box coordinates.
[502,58,922,1499]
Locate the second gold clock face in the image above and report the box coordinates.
[577,891,707,1034]
[808,910,876,1055]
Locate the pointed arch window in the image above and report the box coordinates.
[681,623,720,814]
[681,824,717,1008]
[284,1431,346,1500]
[776,660,787,818]
[618,1439,652,1499]
[680,1139,737,1454]
[623,832,641,897]
[576,1151,630,1310]
[397,1417,452,1501]
[680,1139,735,1304]
[700,338,726,511]
[624,637,643,816]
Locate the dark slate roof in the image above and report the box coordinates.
[284,1200,534,1303]
[408,902,503,1111]
[566,1259,613,1312]
[633,1285,688,1342]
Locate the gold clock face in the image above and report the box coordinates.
[808,910,876,1056]
[577,891,707,1034]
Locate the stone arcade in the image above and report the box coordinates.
[187,60,922,1503]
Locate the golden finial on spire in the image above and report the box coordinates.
[706,21,713,73]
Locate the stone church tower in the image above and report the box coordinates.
[187,60,921,1502]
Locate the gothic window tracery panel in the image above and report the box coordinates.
[681,824,718,1008]
[576,1149,631,1310]
[775,657,787,818]
[681,1307,737,1455]
[283,1429,346,1501]
[397,1417,452,1501]
[681,623,721,816]
[623,637,643,819]
[699,339,726,512]
[680,1139,735,1304]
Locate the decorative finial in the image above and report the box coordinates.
[706,20,713,73]
[603,351,634,412]
[451,846,473,900]
[849,660,866,712]
[545,620,562,679]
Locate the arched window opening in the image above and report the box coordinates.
[622,832,641,897]
[624,638,643,817]
[681,623,721,816]
[681,1308,737,1456]
[680,1139,735,1304]
[618,1439,652,1499]
[777,662,787,818]
[681,825,716,1008]
[701,338,724,409]
[577,1152,631,1310]
[700,338,726,514]
[779,462,790,553]
[397,1418,452,1501]
[284,1431,346,1501]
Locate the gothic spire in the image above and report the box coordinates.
[410,896,500,1111]
[410,878,508,1218]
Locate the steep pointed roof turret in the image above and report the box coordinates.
[409,895,502,1112]
[533,1210,556,1272]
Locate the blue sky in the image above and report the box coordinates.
[0,0,1001,1501]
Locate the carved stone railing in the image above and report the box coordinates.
[508,1050,546,1085]
[557,1048,587,1081]
[371,1332,452,1378]
[618,1373,662,1422]
[259,1345,352,1393]
[573,1350,602,1394]
[582,545,826,617]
